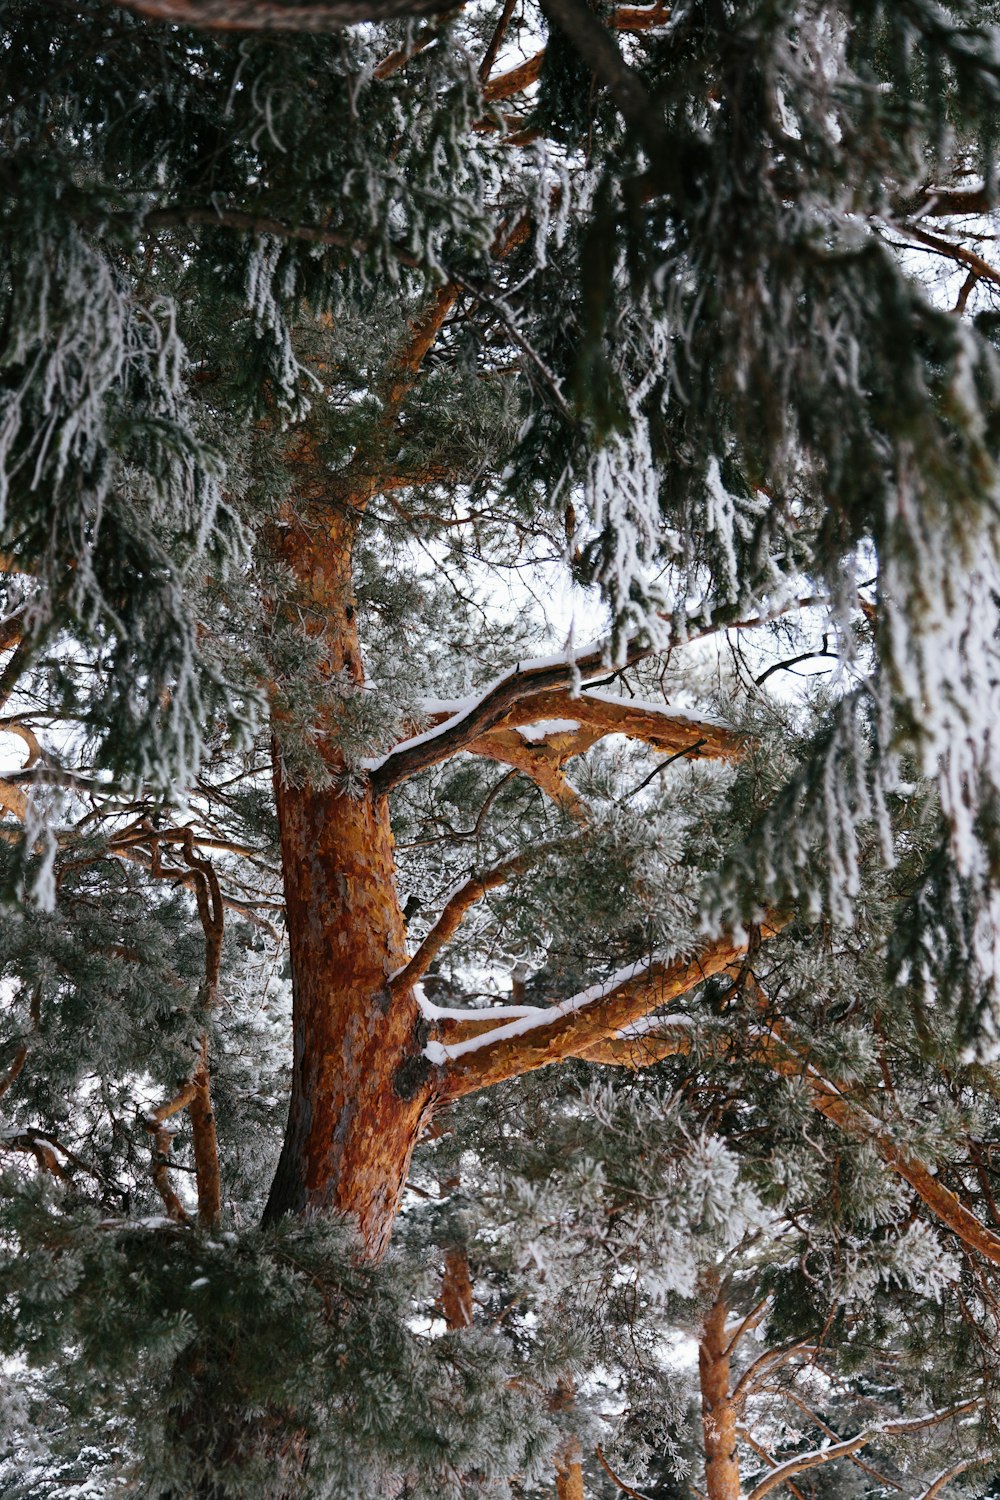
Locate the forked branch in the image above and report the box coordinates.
[369,649,740,793]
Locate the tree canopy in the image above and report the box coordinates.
[4,1,1000,1497]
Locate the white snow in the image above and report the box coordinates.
[363,639,610,773]
[516,718,580,742]
[423,949,675,1065]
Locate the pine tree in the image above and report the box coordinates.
[7,1,1000,1496]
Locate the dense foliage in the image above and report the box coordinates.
[5,0,1000,1496]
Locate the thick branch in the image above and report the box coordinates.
[483,49,545,101]
[431,918,786,1097]
[369,643,682,793]
[572,1023,693,1067]
[901,185,996,218]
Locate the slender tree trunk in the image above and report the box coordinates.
[555,1446,585,1500]
[551,1380,585,1500]
[262,453,433,1258]
[440,1245,475,1329]
[699,1292,742,1500]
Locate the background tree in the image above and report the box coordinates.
[7,1,1000,1496]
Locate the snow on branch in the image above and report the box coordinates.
[368,646,741,794]
[746,1400,981,1500]
[429,917,787,1097]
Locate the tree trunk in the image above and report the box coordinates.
[551,1381,585,1500]
[699,1293,741,1500]
[555,1446,585,1500]
[262,454,433,1258]
[440,1245,475,1329]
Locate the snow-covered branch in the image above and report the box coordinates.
[746,1401,981,1500]
[429,918,786,1097]
[370,658,741,794]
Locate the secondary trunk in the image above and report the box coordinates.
[699,1293,742,1500]
[262,452,433,1258]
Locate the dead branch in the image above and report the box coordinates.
[144,832,224,1226]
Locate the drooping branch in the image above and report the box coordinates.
[538,0,666,157]
[431,918,787,1097]
[373,598,827,795]
[458,687,739,811]
[595,1445,655,1500]
[469,686,743,759]
[545,978,1000,1270]
[750,1012,1000,1269]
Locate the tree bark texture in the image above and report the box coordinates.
[262,450,432,1258]
[699,1294,742,1500]
[555,1447,585,1500]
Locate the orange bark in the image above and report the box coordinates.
[699,1294,741,1500]
[262,497,432,1256]
[262,284,458,1254]
[440,1246,475,1329]
[556,1447,585,1500]
[436,922,786,1098]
